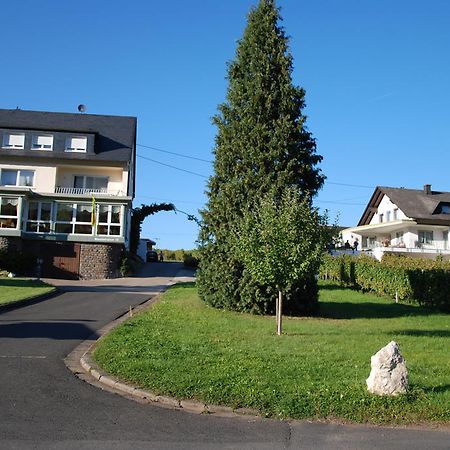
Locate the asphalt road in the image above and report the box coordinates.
[0,263,448,449]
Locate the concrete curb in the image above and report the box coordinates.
[64,276,262,420]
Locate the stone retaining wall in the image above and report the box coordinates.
[79,243,123,279]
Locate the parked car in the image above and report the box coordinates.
[146,250,158,262]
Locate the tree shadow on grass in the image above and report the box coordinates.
[422,384,450,394]
[0,278,48,288]
[391,329,450,338]
[169,282,196,289]
[318,301,435,320]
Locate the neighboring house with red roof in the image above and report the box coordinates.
[342,184,450,260]
[0,108,136,279]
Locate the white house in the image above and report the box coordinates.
[0,108,136,279]
[342,184,450,260]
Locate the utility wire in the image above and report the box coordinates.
[137,143,213,163]
[326,181,374,189]
[315,200,366,206]
[137,154,208,179]
[137,146,376,189]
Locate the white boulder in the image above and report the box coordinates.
[366,341,408,396]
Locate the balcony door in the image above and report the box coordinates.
[74,176,108,193]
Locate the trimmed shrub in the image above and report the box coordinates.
[183,252,199,269]
[0,251,35,276]
[120,252,143,276]
[320,254,450,311]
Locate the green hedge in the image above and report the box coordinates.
[320,254,450,311]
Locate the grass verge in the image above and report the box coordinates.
[93,281,450,425]
[0,277,55,307]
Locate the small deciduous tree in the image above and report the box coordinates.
[231,188,327,334]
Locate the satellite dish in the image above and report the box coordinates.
[78,104,86,113]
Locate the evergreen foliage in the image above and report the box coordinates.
[129,203,174,255]
[197,0,324,314]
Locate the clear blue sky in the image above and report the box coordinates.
[2,1,450,249]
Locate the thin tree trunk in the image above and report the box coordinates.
[276,290,283,335]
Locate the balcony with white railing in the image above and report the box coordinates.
[55,187,125,196]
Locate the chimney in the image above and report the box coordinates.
[424,184,432,195]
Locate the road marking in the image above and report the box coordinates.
[0,355,47,359]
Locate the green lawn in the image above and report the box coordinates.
[0,278,55,307]
[94,281,450,425]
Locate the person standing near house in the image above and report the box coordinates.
[159,251,164,262]
[353,239,359,253]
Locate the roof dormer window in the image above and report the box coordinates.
[65,136,87,152]
[2,133,25,149]
[31,134,53,150]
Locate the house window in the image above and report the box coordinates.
[65,136,87,152]
[444,231,449,250]
[0,196,18,228]
[96,205,122,236]
[2,133,25,149]
[26,202,52,233]
[55,202,93,235]
[440,204,450,214]
[31,134,53,150]
[393,208,398,220]
[418,230,433,245]
[74,176,108,192]
[379,213,384,223]
[0,169,35,187]
[386,211,391,222]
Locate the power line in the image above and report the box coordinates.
[137,154,208,179]
[134,195,204,206]
[137,143,213,163]
[137,146,375,188]
[315,200,366,206]
[326,181,374,189]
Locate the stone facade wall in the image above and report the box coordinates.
[79,243,123,280]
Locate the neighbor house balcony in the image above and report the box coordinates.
[370,244,450,261]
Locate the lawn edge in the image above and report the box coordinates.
[0,285,58,313]
[65,282,264,420]
[65,282,450,430]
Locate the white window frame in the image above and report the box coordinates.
[0,168,35,187]
[31,134,53,151]
[65,136,87,153]
[418,230,433,245]
[2,133,25,149]
[54,202,94,235]
[0,196,19,229]
[393,208,398,220]
[96,204,122,236]
[26,201,53,233]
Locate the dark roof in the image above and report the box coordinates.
[358,186,450,226]
[0,108,136,163]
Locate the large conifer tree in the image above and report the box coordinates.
[197,0,324,314]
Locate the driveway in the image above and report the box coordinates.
[0,262,448,449]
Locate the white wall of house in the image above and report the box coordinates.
[56,166,126,194]
[0,162,56,193]
[369,195,407,225]
[340,229,361,248]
